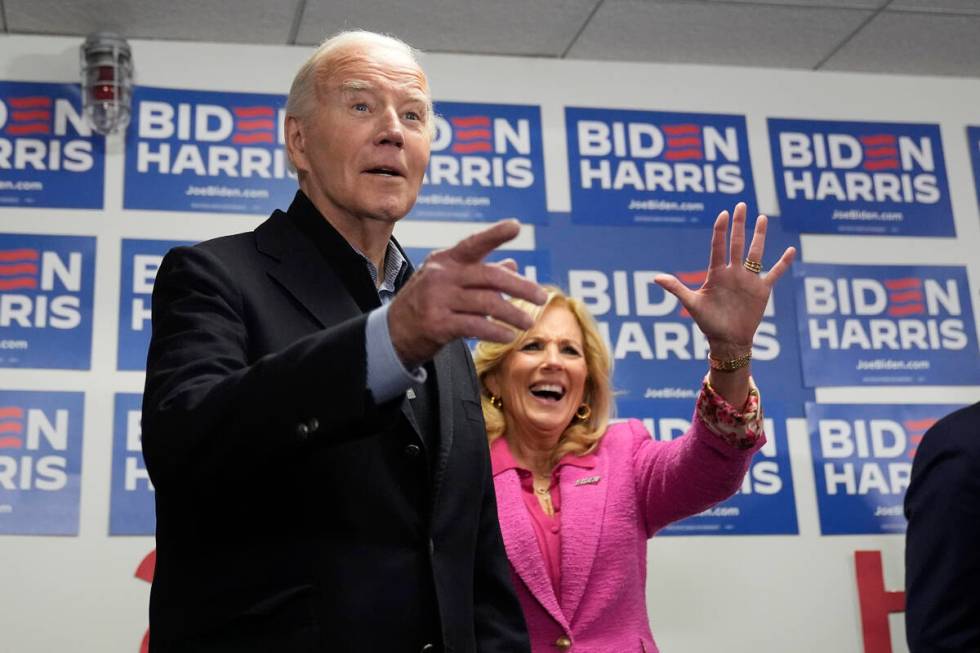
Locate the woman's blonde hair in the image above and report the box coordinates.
[473,286,613,464]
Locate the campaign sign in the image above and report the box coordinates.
[0,81,105,209]
[0,390,84,535]
[124,86,293,214]
[537,213,810,407]
[793,263,980,386]
[806,402,964,535]
[565,107,756,227]
[404,247,550,285]
[0,233,96,369]
[969,126,980,212]
[411,101,547,223]
[618,399,797,535]
[109,393,154,535]
[118,238,193,370]
[769,119,954,236]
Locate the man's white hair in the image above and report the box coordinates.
[284,30,434,172]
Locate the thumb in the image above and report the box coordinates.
[655,273,696,307]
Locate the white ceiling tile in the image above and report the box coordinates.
[821,11,980,76]
[296,0,600,57]
[889,0,980,14]
[566,0,872,68]
[5,0,300,44]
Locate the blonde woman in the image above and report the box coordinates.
[474,203,794,652]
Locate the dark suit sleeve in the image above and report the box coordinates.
[464,350,531,653]
[904,407,980,652]
[141,245,395,492]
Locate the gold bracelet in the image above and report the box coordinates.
[708,351,752,372]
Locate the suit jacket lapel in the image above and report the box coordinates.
[558,453,608,622]
[494,470,570,631]
[429,346,455,501]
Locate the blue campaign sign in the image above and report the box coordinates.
[411,101,547,223]
[0,390,84,535]
[565,107,757,227]
[0,81,105,209]
[109,393,154,535]
[618,398,798,536]
[793,263,980,386]
[124,86,294,214]
[769,118,954,236]
[404,246,550,285]
[0,233,96,369]
[969,126,980,212]
[118,238,193,370]
[807,402,964,535]
[538,213,811,409]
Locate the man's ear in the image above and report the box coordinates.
[285,115,307,174]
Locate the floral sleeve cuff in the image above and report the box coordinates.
[695,376,764,450]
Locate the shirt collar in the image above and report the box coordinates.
[490,436,597,477]
[353,239,407,296]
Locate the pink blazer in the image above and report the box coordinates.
[492,418,763,653]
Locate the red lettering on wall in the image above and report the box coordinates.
[134,549,156,653]
[854,550,905,653]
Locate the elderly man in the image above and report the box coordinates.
[142,31,537,653]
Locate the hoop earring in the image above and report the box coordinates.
[575,403,591,421]
[489,394,503,409]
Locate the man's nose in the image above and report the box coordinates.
[376,107,404,148]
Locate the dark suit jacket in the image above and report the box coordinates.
[904,402,980,652]
[142,191,529,653]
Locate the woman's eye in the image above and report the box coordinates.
[563,346,581,356]
[521,342,541,352]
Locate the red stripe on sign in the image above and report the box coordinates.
[0,407,24,418]
[6,123,50,135]
[451,142,493,154]
[667,136,701,148]
[859,134,896,146]
[0,278,39,290]
[664,149,703,161]
[863,146,898,158]
[0,249,39,262]
[677,270,707,285]
[0,263,39,276]
[661,124,699,136]
[231,133,274,144]
[887,304,925,317]
[883,278,921,290]
[0,422,24,434]
[451,116,490,128]
[454,128,492,140]
[11,110,51,122]
[9,97,52,109]
[235,119,275,131]
[863,160,899,171]
[887,290,923,303]
[0,436,24,448]
[904,419,937,431]
[233,107,274,118]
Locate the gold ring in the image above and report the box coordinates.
[743,258,763,274]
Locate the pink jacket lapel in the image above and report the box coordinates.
[493,469,570,630]
[558,453,608,622]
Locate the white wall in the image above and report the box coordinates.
[1,33,979,653]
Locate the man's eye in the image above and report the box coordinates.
[404,111,420,121]
[353,103,369,112]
